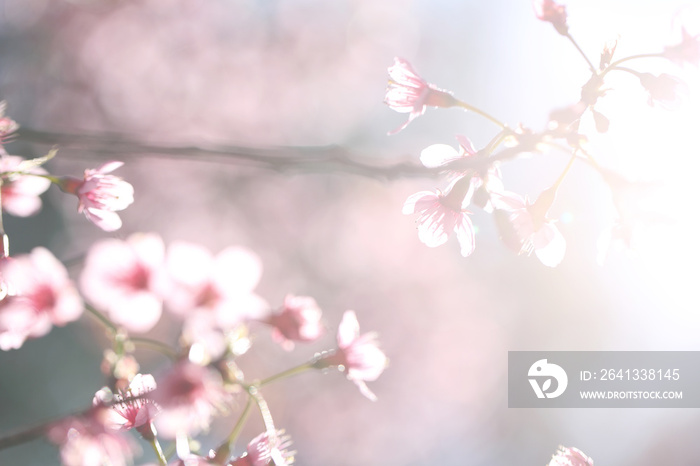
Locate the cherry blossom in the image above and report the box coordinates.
[228,430,295,466]
[664,27,700,66]
[402,175,476,257]
[419,136,503,211]
[492,188,566,267]
[315,311,388,401]
[533,0,568,36]
[548,446,594,466]
[80,233,166,333]
[637,73,687,109]
[59,161,134,231]
[0,155,52,217]
[164,242,268,329]
[153,360,231,438]
[101,373,159,432]
[0,247,83,350]
[48,409,137,466]
[384,57,458,134]
[263,294,324,351]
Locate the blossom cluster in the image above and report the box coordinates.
[389,0,699,267]
[0,105,388,465]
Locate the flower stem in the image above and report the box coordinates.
[566,33,597,73]
[602,53,665,77]
[130,337,179,360]
[150,436,168,466]
[455,100,507,129]
[552,154,577,190]
[259,361,314,387]
[85,304,118,334]
[213,396,253,463]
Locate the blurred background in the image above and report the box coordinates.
[0,0,699,464]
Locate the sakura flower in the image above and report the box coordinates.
[59,161,134,231]
[263,294,324,351]
[80,233,166,333]
[0,155,51,217]
[402,175,476,257]
[153,360,231,438]
[533,0,568,36]
[492,188,566,267]
[419,136,503,211]
[315,311,388,401]
[48,410,137,466]
[548,446,594,466]
[384,57,458,134]
[101,373,160,432]
[164,242,268,329]
[637,73,687,109]
[664,27,700,66]
[229,430,295,466]
[0,247,83,350]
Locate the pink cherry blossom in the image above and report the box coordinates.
[638,73,687,109]
[164,242,268,329]
[0,155,51,217]
[315,311,388,401]
[0,247,83,350]
[264,294,324,351]
[402,176,476,257]
[664,27,700,66]
[48,409,137,466]
[59,161,134,231]
[548,446,594,466]
[228,430,295,466]
[419,136,503,212]
[102,373,160,431]
[492,188,566,267]
[80,233,166,333]
[533,0,568,36]
[153,360,231,438]
[384,57,458,134]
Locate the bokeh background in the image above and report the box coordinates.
[0,0,699,464]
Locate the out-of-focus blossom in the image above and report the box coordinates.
[548,446,594,466]
[0,101,18,150]
[315,311,388,401]
[0,247,82,350]
[419,136,503,211]
[533,0,568,35]
[100,373,160,432]
[81,233,166,333]
[59,161,134,231]
[638,73,687,109]
[664,27,700,66]
[48,410,137,466]
[0,155,51,217]
[402,176,476,257]
[164,242,268,329]
[228,430,295,466]
[492,188,566,267]
[153,360,231,438]
[263,294,324,351]
[384,57,458,134]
